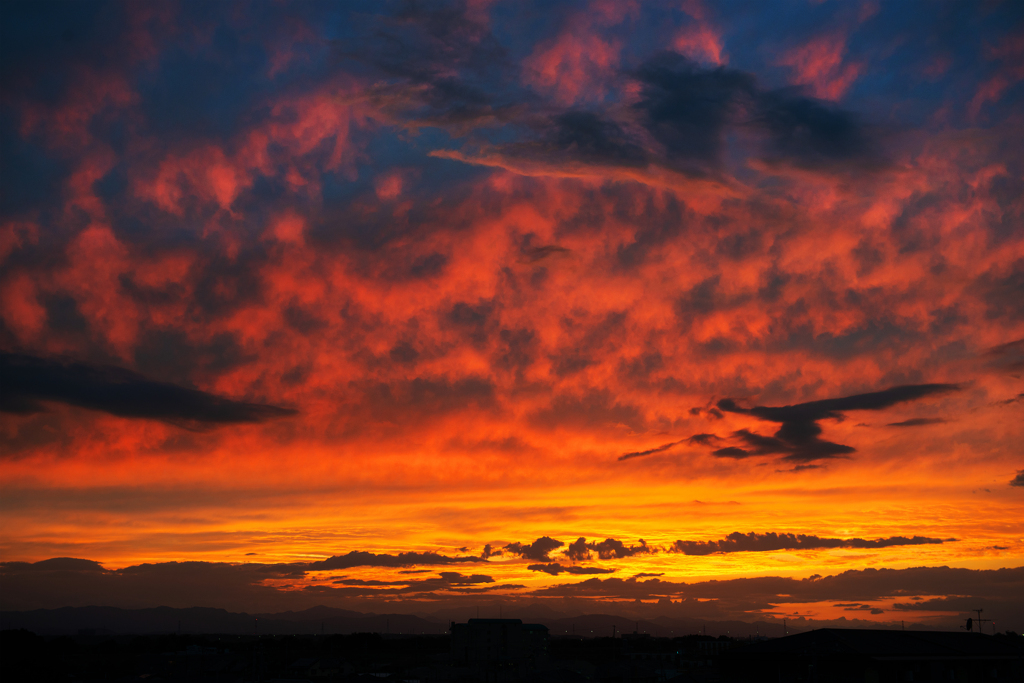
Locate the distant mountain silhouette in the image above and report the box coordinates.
[0,605,936,637]
[0,605,445,636]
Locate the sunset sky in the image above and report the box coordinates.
[1,0,1023,631]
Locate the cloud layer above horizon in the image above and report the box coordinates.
[1,0,1022,625]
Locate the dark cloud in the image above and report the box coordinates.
[3,559,1022,629]
[311,572,500,597]
[548,311,627,379]
[551,111,647,166]
[715,384,959,462]
[712,446,754,459]
[721,383,959,424]
[687,433,720,446]
[887,418,948,427]
[445,299,495,348]
[563,537,590,561]
[433,49,879,180]
[529,575,709,602]
[630,52,878,175]
[757,90,876,170]
[633,53,754,172]
[591,538,653,559]
[0,558,108,572]
[984,338,1024,373]
[732,428,789,454]
[781,464,823,474]
[530,566,1024,616]
[614,194,694,270]
[496,111,648,170]
[618,439,684,461]
[526,563,616,576]
[342,1,516,132]
[669,532,949,556]
[0,558,302,612]
[0,555,508,611]
[842,605,886,615]
[0,352,296,427]
[332,578,405,586]
[408,572,495,591]
[389,341,420,365]
[975,259,1024,322]
[529,390,645,432]
[355,376,497,425]
[675,275,726,322]
[519,244,571,264]
[564,537,654,561]
[1011,470,1024,487]
[308,551,486,570]
[503,537,564,562]
[493,327,536,376]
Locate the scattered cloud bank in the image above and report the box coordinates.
[564,537,654,560]
[669,532,951,555]
[1,0,1022,603]
[3,558,1020,630]
[308,551,487,570]
[503,537,565,562]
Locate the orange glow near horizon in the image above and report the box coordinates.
[1,0,1022,630]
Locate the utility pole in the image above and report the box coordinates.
[974,609,990,633]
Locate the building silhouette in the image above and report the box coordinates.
[450,618,549,681]
[722,628,1024,682]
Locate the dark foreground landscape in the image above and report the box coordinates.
[3,608,1022,682]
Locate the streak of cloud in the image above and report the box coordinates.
[714,385,960,462]
[1,353,296,427]
[308,551,487,570]
[887,418,947,427]
[527,563,615,576]
[670,532,950,555]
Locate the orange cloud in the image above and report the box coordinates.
[777,32,862,101]
[672,0,726,66]
[1,0,1022,620]
[521,2,635,105]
